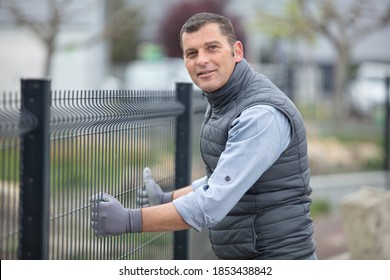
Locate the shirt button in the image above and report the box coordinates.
[225,176,231,182]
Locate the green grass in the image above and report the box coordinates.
[311,200,331,217]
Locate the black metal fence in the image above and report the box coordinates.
[0,79,213,260]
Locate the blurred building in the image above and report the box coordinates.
[128,0,390,104]
[1,0,388,96]
[228,0,390,108]
[123,58,196,91]
[0,0,108,92]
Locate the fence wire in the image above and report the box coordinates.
[0,91,38,259]
[0,87,212,260]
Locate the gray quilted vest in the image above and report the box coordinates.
[200,59,316,259]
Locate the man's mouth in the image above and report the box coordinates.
[197,70,216,77]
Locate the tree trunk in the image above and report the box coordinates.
[43,50,51,78]
[43,38,55,77]
[333,44,349,124]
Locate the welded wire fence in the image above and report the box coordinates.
[0,79,212,260]
[0,90,28,260]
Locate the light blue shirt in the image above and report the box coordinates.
[173,105,292,231]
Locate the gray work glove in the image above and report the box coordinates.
[90,193,142,237]
[136,167,173,208]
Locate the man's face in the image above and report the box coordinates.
[182,23,243,93]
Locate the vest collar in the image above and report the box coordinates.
[204,58,253,108]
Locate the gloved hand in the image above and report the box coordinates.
[136,167,173,208]
[90,192,142,237]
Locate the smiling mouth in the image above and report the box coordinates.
[198,70,216,77]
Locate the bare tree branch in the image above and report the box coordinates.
[256,0,390,121]
[2,0,144,73]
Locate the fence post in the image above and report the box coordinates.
[385,76,390,190]
[174,83,193,260]
[18,79,51,259]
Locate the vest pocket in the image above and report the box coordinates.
[209,214,261,259]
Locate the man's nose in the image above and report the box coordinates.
[196,51,209,65]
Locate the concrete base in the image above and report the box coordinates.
[341,187,390,259]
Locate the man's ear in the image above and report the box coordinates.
[233,41,244,62]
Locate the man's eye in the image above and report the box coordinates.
[186,52,196,58]
[208,45,218,50]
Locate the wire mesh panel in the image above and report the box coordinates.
[0,91,37,259]
[188,91,217,260]
[48,89,183,259]
[1,84,214,260]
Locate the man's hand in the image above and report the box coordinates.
[136,167,172,208]
[90,193,141,237]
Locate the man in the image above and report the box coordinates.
[90,12,317,260]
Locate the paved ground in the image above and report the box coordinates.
[310,171,390,260]
[313,212,350,260]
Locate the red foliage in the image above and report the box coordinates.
[157,0,246,57]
